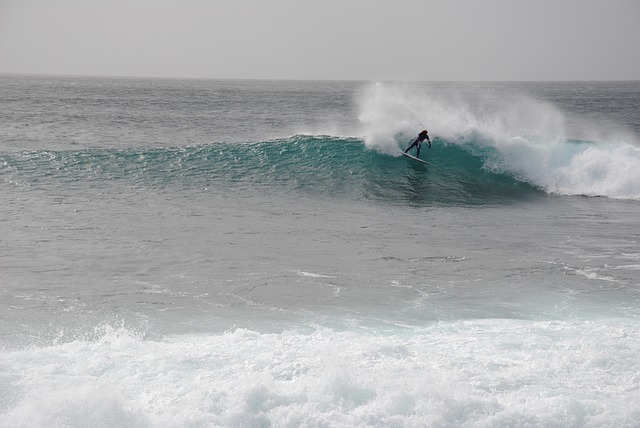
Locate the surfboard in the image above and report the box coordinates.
[401,152,430,165]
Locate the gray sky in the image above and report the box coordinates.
[1,0,639,81]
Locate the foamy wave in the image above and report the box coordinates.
[544,142,640,199]
[489,137,640,199]
[2,321,639,427]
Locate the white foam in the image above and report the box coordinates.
[294,270,337,279]
[1,320,639,427]
[616,264,640,271]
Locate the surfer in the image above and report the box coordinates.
[404,130,431,159]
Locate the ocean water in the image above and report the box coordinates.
[1,75,639,427]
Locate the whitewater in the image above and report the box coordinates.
[1,76,639,427]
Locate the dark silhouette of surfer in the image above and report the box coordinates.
[404,130,431,159]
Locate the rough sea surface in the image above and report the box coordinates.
[1,75,640,427]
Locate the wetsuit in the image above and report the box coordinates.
[405,130,431,159]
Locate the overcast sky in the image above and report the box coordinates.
[1,0,639,81]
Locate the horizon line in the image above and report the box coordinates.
[2,72,639,84]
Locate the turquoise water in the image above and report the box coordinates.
[1,76,639,427]
[1,135,537,204]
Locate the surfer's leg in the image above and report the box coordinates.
[404,142,414,153]
[405,140,418,153]
[416,143,421,158]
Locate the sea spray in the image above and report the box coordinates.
[357,82,640,199]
